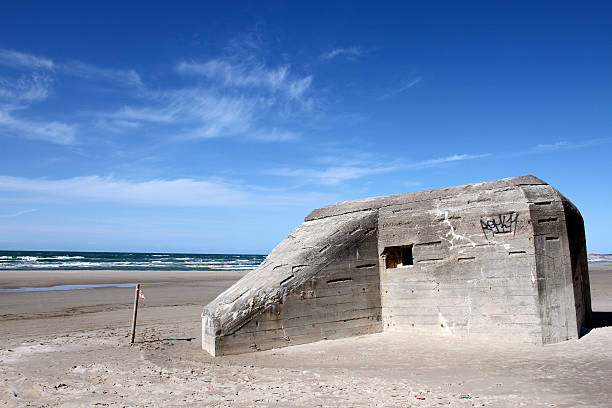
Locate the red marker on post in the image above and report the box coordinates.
[130,284,145,343]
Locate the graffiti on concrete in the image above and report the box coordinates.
[480,212,519,239]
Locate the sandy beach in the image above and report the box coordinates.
[1,264,611,407]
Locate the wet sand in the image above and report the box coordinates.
[0,270,246,340]
[1,265,611,407]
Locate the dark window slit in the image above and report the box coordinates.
[319,245,330,253]
[534,201,552,206]
[415,240,442,247]
[356,263,377,269]
[508,251,526,255]
[538,217,558,223]
[280,275,294,286]
[230,289,250,303]
[402,247,413,265]
[458,257,475,261]
[437,214,461,221]
[545,236,559,241]
[327,277,353,284]
[417,258,442,263]
[467,198,492,204]
[383,245,413,268]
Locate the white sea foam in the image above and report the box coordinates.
[38,256,86,260]
[0,282,168,293]
[0,251,264,270]
[18,256,38,262]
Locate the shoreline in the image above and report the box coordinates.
[0,269,248,290]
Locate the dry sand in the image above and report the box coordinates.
[1,265,611,407]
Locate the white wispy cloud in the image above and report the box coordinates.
[0,49,54,70]
[267,153,488,185]
[0,175,247,206]
[60,60,143,87]
[0,48,141,87]
[177,59,287,88]
[107,88,256,139]
[104,65,308,141]
[0,48,145,145]
[0,175,334,207]
[108,105,177,123]
[245,129,301,142]
[406,153,489,168]
[519,138,612,155]
[0,209,37,218]
[0,110,77,145]
[534,141,570,151]
[0,46,307,145]
[0,74,53,103]
[96,118,142,132]
[321,47,362,60]
[0,69,74,144]
[176,58,312,100]
[533,139,611,151]
[266,165,399,186]
[381,76,423,98]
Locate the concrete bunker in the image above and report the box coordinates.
[202,175,591,356]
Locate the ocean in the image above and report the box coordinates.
[0,250,609,271]
[0,250,266,271]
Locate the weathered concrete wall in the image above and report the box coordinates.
[377,185,541,341]
[563,199,591,334]
[379,182,541,342]
[521,184,591,343]
[212,234,381,354]
[202,175,591,355]
[202,210,381,356]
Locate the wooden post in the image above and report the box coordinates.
[130,283,140,343]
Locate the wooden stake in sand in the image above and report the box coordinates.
[130,283,140,343]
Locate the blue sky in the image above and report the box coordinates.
[0,1,611,254]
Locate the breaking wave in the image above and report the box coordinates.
[0,251,265,271]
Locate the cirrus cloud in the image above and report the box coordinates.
[321,47,362,61]
[0,175,334,207]
[0,48,54,70]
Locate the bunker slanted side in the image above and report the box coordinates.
[202,210,381,356]
[202,175,591,355]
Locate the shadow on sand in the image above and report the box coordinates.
[136,337,195,344]
[581,311,612,336]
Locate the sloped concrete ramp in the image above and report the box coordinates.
[202,210,382,356]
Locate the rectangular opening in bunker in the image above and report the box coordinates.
[384,245,413,268]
